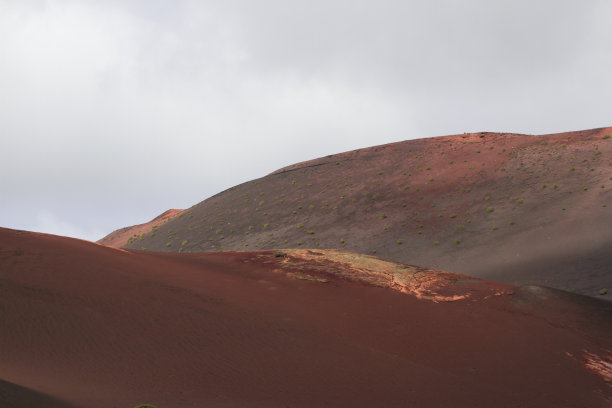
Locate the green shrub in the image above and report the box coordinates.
[486,206,494,213]
[181,240,188,246]
[397,239,403,245]
[379,213,387,219]
[433,241,439,245]
[165,242,171,247]
[340,238,345,244]
[454,239,461,245]
[134,404,157,408]
[603,135,611,140]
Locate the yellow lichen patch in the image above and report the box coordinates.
[286,272,329,283]
[583,349,612,387]
[273,249,483,302]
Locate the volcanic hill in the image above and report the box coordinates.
[106,127,612,298]
[2,227,612,407]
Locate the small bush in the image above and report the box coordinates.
[181,240,188,246]
[433,241,439,245]
[449,213,457,218]
[397,239,403,245]
[454,239,461,245]
[486,206,494,213]
[379,213,387,219]
[134,404,157,408]
[165,242,171,247]
[603,135,611,140]
[340,238,345,244]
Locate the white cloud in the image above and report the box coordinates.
[0,0,611,240]
[33,210,105,242]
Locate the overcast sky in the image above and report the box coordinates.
[1,0,611,241]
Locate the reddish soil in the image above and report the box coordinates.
[2,227,612,407]
[112,127,612,299]
[98,209,183,248]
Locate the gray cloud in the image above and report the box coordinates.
[1,0,611,240]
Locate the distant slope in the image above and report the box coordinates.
[114,127,612,297]
[1,227,612,407]
[98,208,183,247]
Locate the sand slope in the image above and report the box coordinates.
[2,227,612,407]
[112,127,612,298]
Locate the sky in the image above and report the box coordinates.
[1,0,612,241]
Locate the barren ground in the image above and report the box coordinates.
[2,227,612,407]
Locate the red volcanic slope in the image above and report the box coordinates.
[98,209,183,248]
[2,227,612,407]
[115,127,612,298]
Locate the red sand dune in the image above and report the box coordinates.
[2,227,611,407]
[98,209,183,248]
[110,127,612,299]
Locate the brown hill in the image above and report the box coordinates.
[112,127,612,298]
[98,208,183,247]
[1,227,611,407]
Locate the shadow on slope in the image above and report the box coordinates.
[0,379,80,408]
